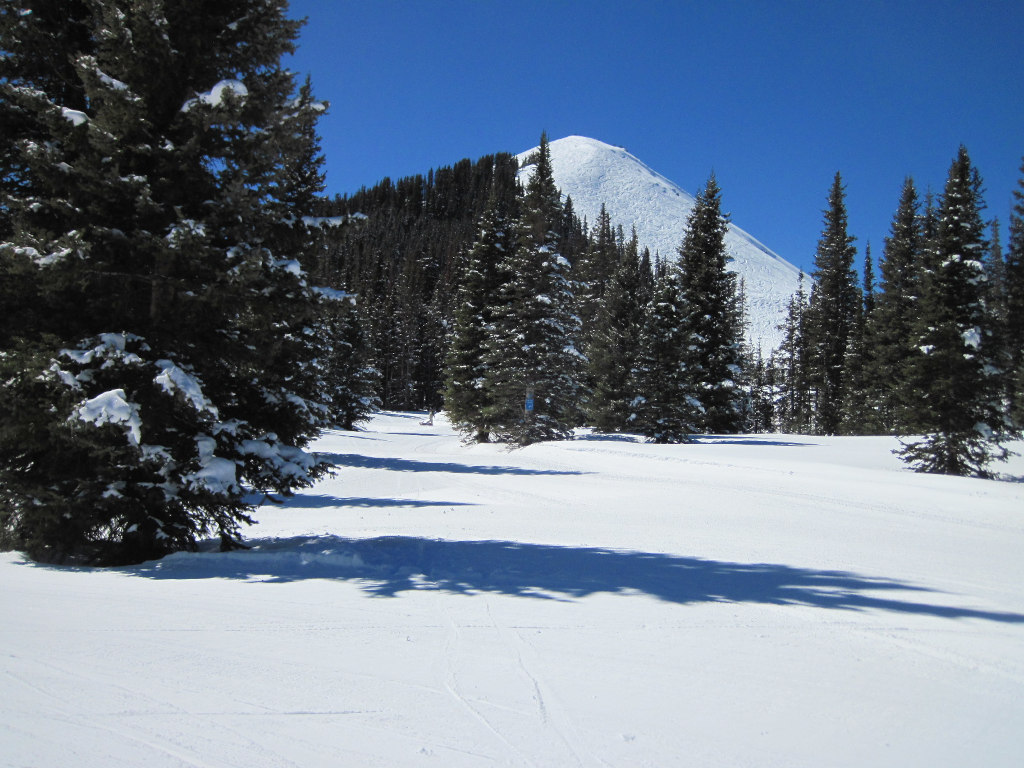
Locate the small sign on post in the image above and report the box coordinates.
[524,387,534,413]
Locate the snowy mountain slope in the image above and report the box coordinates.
[4,411,1024,767]
[517,135,802,351]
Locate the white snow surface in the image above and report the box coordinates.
[4,411,1024,767]
[517,136,803,351]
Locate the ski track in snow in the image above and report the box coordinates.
[3,411,1024,767]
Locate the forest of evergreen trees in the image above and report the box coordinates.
[320,139,1023,474]
[1,2,1022,565]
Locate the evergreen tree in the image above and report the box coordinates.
[676,174,747,433]
[575,204,619,329]
[747,348,776,433]
[1005,158,1024,428]
[897,146,1012,477]
[323,152,521,410]
[586,227,648,431]
[444,183,518,441]
[629,266,700,442]
[804,173,860,434]
[841,243,880,433]
[773,273,812,433]
[481,133,583,445]
[866,179,926,432]
[0,1,336,564]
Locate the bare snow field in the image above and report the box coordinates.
[3,411,1024,767]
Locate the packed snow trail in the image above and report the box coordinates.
[2,411,1024,767]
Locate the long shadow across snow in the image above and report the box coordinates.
[321,453,587,476]
[272,495,476,510]
[126,535,1024,624]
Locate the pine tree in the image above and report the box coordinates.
[676,174,747,433]
[866,179,926,432]
[897,146,1012,477]
[842,243,879,433]
[575,204,619,331]
[1005,158,1024,429]
[804,173,860,434]
[586,227,649,431]
[629,266,700,442]
[0,1,337,564]
[773,273,812,433]
[444,182,518,441]
[747,348,776,433]
[481,133,583,445]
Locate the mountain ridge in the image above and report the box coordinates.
[516,135,801,351]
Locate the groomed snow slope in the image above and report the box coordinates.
[517,136,803,351]
[3,412,1024,767]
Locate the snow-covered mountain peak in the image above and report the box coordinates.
[516,135,801,351]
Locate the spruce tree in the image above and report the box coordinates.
[1005,159,1024,429]
[586,228,649,431]
[0,1,336,564]
[481,133,583,445]
[444,183,518,442]
[676,174,747,433]
[804,173,860,434]
[773,273,812,433]
[866,179,926,432]
[897,146,1012,477]
[629,266,700,443]
[841,243,878,433]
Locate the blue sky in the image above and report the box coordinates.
[285,0,1023,275]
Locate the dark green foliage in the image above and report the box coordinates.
[322,153,521,410]
[804,173,860,435]
[630,267,700,443]
[772,273,813,433]
[841,242,878,434]
[575,204,620,334]
[1005,160,1024,429]
[746,348,776,433]
[586,229,651,432]
[444,185,519,442]
[864,179,927,432]
[0,0,340,564]
[480,134,583,445]
[897,147,1011,477]
[676,174,747,433]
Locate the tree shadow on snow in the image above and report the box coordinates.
[693,436,818,447]
[572,432,815,448]
[320,453,587,476]
[127,536,1024,624]
[269,495,476,510]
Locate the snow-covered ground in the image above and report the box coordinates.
[4,411,1024,767]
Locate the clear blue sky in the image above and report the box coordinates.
[285,0,1024,276]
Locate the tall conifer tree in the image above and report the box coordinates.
[676,174,746,433]
[587,228,648,431]
[866,179,926,432]
[773,273,812,433]
[1005,159,1024,428]
[630,267,700,443]
[444,179,519,442]
[805,173,860,434]
[481,133,582,445]
[897,146,1011,476]
[0,0,337,563]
